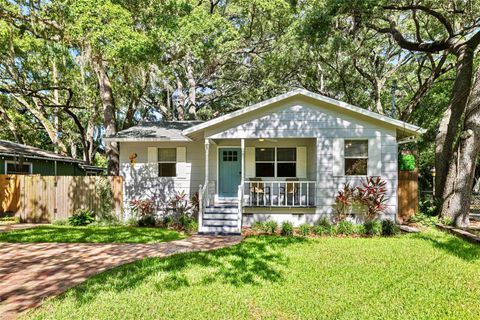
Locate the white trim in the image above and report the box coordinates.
[5,160,33,174]
[254,147,298,179]
[183,89,426,136]
[103,137,192,142]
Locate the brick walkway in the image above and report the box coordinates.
[0,235,243,319]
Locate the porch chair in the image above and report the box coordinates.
[280,178,299,206]
[249,178,271,206]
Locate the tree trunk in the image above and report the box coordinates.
[441,66,480,226]
[12,95,69,154]
[435,45,475,200]
[91,57,119,176]
[0,105,23,143]
[174,74,185,120]
[373,80,384,114]
[186,56,197,120]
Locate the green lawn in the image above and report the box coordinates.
[0,225,185,243]
[24,229,480,320]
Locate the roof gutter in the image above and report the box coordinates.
[0,152,84,164]
[103,137,193,142]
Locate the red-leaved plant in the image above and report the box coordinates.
[129,199,154,218]
[333,177,388,222]
[355,177,388,221]
[334,183,355,222]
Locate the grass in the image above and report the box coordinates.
[24,229,480,320]
[0,225,185,244]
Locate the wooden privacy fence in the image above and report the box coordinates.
[397,170,419,223]
[0,175,123,222]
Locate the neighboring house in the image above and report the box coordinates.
[105,89,425,234]
[0,140,104,176]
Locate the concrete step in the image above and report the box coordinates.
[199,225,240,234]
[203,213,238,220]
[205,207,238,214]
[203,219,238,227]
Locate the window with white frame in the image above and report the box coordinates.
[344,140,368,175]
[158,148,176,177]
[255,148,275,177]
[5,161,32,175]
[255,147,297,178]
[277,148,296,177]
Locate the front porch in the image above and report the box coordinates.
[198,137,318,234]
[202,137,317,208]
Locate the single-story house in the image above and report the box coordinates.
[0,139,104,176]
[105,89,425,234]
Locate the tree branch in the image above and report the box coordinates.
[383,4,454,37]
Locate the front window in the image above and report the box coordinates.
[158,148,176,177]
[255,147,297,177]
[344,140,368,175]
[6,161,32,175]
[255,148,275,177]
[277,148,296,177]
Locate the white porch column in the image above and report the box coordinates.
[204,139,210,186]
[241,138,245,184]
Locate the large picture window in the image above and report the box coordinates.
[344,140,368,175]
[158,148,176,177]
[255,147,297,178]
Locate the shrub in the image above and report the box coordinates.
[419,198,439,216]
[409,212,439,226]
[129,199,154,217]
[337,220,355,235]
[281,221,294,236]
[185,220,198,234]
[355,177,388,221]
[0,216,20,225]
[298,223,311,237]
[354,224,366,235]
[263,220,278,234]
[167,191,192,217]
[125,217,138,227]
[333,183,355,221]
[364,220,382,236]
[313,225,329,236]
[381,220,399,236]
[314,225,337,236]
[252,221,265,232]
[399,154,416,171]
[52,219,69,226]
[129,198,155,227]
[137,215,156,227]
[179,215,194,229]
[68,209,95,226]
[317,217,332,228]
[162,215,175,228]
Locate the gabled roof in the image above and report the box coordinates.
[183,89,426,136]
[0,139,83,163]
[104,121,203,142]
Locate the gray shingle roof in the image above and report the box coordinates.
[0,140,83,163]
[105,121,203,142]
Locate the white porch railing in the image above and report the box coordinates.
[243,180,316,207]
[198,184,208,231]
[237,184,244,231]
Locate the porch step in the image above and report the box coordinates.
[200,200,240,234]
[199,225,240,234]
[203,219,238,227]
[205,207,238,214]
[204,213,239,220]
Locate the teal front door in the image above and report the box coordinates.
[219,148,242,197]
